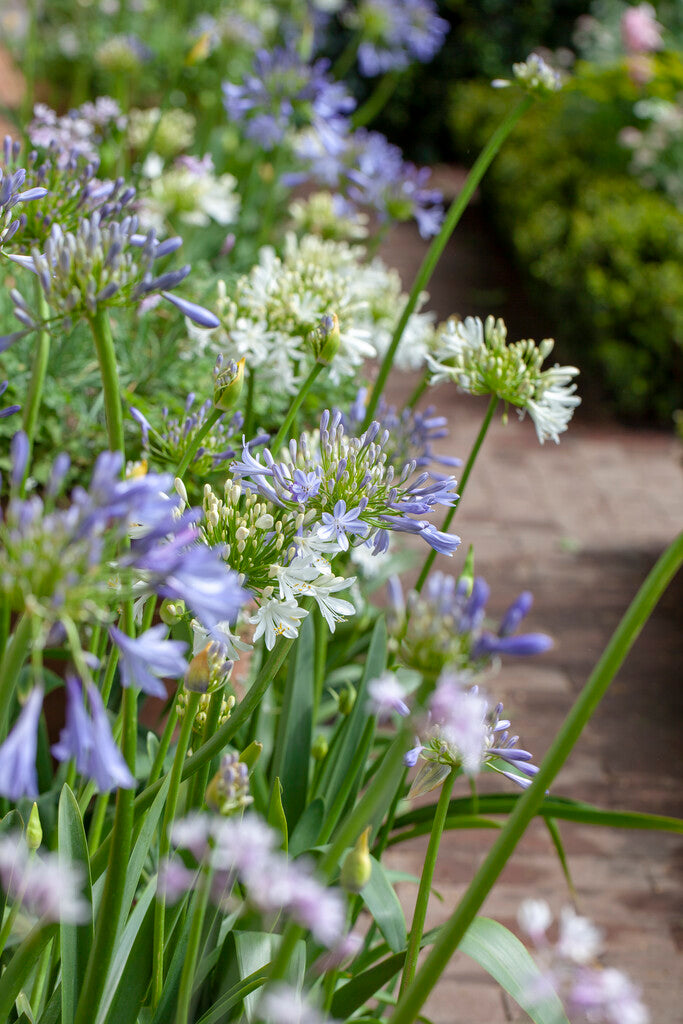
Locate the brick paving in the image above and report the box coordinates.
[379,225,683,1022]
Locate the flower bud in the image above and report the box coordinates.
[206,752,252,816]
[26,802,42,852]
[340,827,372,893]
[213,356,245,412]
[338,683,356,717]
[311,735,328,761]
[159,598,186,625]
[239,740,263,769]
[457,545,475,598]
[307,313,340,365]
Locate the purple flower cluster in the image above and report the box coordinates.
[0,833,88,923]
[27,98,125,167]
[0,157,48,248]
[166,813,347,948]
[0,380,20,419]
[350,0,449,77]
[230,408,460,558]
[223,48,355,152]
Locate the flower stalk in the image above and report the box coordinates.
[88,307,125,458]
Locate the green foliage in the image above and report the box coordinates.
[448,65,683,422]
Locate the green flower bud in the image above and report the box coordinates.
[213,356,245,413]
[307,313,340,365]
[311,735,329,761]
[340,826,372,893]
[239,740,263,769]
[338,683,356,717]
[159,598,186,625]
[457,545,475,598]
[26,802,42,852]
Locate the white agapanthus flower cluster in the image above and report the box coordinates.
[185,233,435,397]
[139,153,240,233]
[427,315,580,444]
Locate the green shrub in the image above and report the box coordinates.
[449,67,683,422]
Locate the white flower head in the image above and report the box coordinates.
[249,597,309,650]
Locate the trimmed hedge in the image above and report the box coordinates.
[449,69,683,423]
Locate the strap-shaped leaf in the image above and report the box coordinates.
[97,879,156,1024]
[289,798,325,857]
[234,932,306,1021]
[58,785,94,1024]
[361,856,407,954]
[270,613,314,831]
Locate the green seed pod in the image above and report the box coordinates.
[341,826,372,893]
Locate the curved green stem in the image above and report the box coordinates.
[362,95,533,429]
[414,395,499,593]
[406,370,429,411]
[267,362,324,454]
[333,30,361,79]
[390,530,683,1024]
[0,614,32,737]
[352,71,399,128]
[175,407,222,478]
[88,308,125,458]
[399,769,456,995]
[152,691,201,1007]
[20,289,51,496]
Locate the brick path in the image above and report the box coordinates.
[380,224,683,1022]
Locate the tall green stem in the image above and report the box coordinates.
[20,289,51,496]
[414,395,499,593]
[390,530,683,1024]
[268,362,324,454]
[362,96,533,429]
[152,691,201,1007]
[74,686,137,1024]
[175,868,212,1024]
[352,72,399,128]
[0,614,32,737]
[406,371,429,411]
[88,308,125,457]
[399,769,455,995]
[175,408,222,478]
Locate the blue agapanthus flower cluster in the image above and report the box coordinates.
[345,387,462,480]
[223,48,355,152]
[2,212,219,350]
[347,0,449,77]
[0,157,48,248]
[0,434,247,638]
[232,409,461,556]
[293,126,444,237]
[389,570,553,675]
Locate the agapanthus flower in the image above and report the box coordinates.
[0,439,247,640]
[259,984,333,1024]
[0,834,88,923]
[230,408,460,558]
[345,0,448,77]
[0,380,20,418]
[109,624,188,698]
[127,107,195,160]
[1,131,136,253]
[249,597,310,650]
[427,315,580,444]
[367,670,410,720]
[139,153,240,233]
[0,686,43,799]
[52,677,136,792]
[404,672,539,796]
[165,812,347,948]
[492,53,563,95]
[517,900,649,1024]
[2,211,219,345]
[289,190,369,242]
[0,159,48,248]
[223,47,354,152]
[390,570,552,676]
[95,34,151,73]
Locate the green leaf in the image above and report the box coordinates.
[270,613,314,831]
[58,785,94,1024]
[115,774,171,945]
[289,798,325,857]
[195,967,270,1024]
[148,908,191,1024]
[267,778,288,851]
[460,917,569,1024]
[0,810,23,925]
[544,818,576,899]
[234,932,305,1021]
[98,879,156,1024]
[361,856,407,954]
[0,924,58,1023]
[314,617,387,810]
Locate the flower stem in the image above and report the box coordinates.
[399,768,455,995]
[352,71,399,128]
[244,365,256,441]
[175,867,212,1024]
[20,289,51,497]
[175,407,222,479]
[152,690,201,1007]
[147,701,179,786]
[0,614,32,738]
[414,395,499,594]
[88,308,125,458]
[362,95,533,429]
[406,370,429,411]
[389,530,683,1024]
[267,362,324,454]
[74,685,137,1024]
